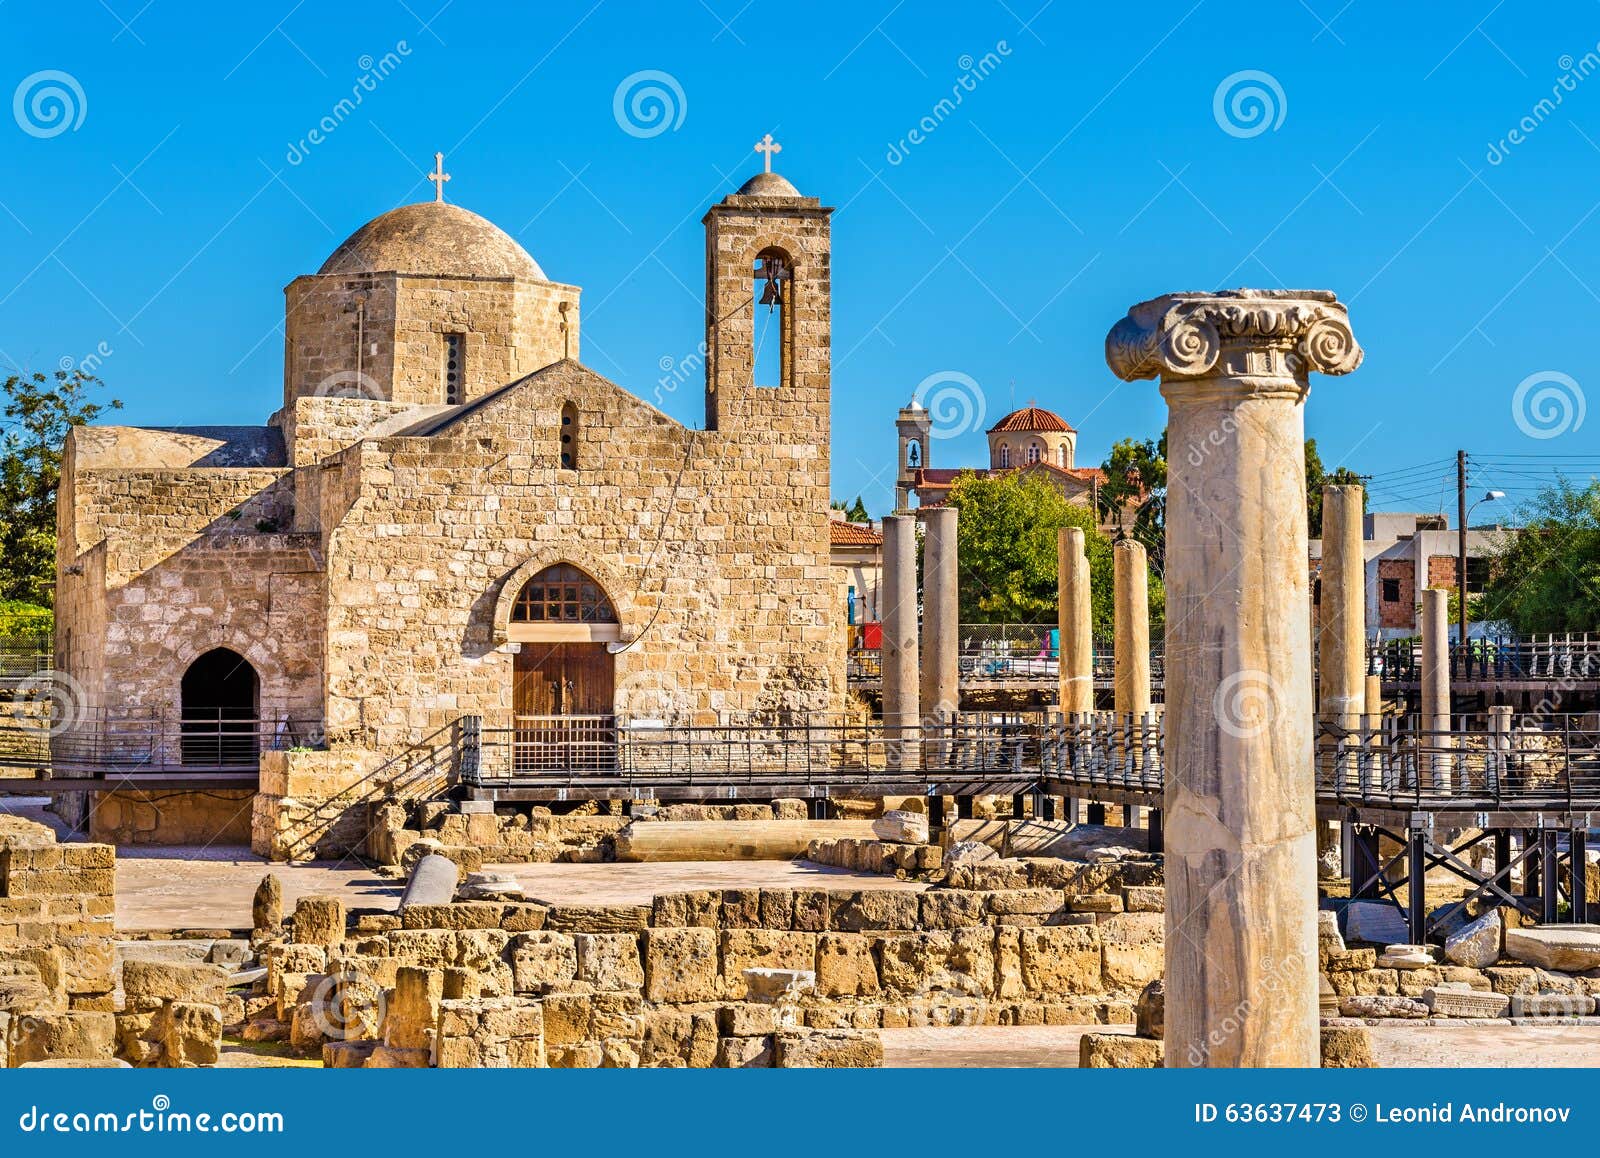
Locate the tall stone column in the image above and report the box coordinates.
[1113,539,1151,718]
[919,507,959,722]
[1107,289,1363,1068]
[1317,484,1365,854]
[1420,586,1452,791]
[1057,528,1094,717]
[880,515,920,768]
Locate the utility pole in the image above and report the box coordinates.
[1457,449,1468,646]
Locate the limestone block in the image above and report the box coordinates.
[876,929,995,998]
[120,961,228,1012]
[1504,925,1600,972]
[400,903,505,930]
[9,1011,116,1065]
[1377,944,1435,969]
[252,874,282,938]
[291,896,345,946]
[1485,966,1541,995]
[1079,1033,1162,1068]
[721,930,816,998]
[944,840,998,866]
[920,890,989,929]
[384,967,442,1051]
[1422,987,1509,1017]
[543,904,651,934]
[828,889,918,932]
[773,1029,883,1068]
[815,933,879,998]
[1018,926,1102,996]
[1325,948,1376,972]
[1136,979,1164,1039]
[366,1045,431,1068]
[1338,995,1429,1019]
[1122,886,1165,914]
[1444,910,1502,969]
[322,1040,380,1068]
[1317,908,1346,960]
[643,928,719,1004]
[718,1034,773,1068]
[398,854,459,910]
[640,1008,719,1068]
[758,889,795,930]
[792,889,830,932]
[1508,993,1596,1017]
[1320,1026,1375,1068]
[574,933,643,990]
[152,1001,221,1067]
[872,810,928,844]
[651,890,721,929]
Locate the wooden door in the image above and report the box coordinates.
[512,643,615,772]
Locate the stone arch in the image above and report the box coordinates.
[491,548,640,646]
[179,647,260,766]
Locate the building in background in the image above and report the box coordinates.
[893,402,1104,513]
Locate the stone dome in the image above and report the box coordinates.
[736,171,802,197]
[318,201,546,280]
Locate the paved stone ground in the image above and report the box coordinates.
[880,1023,1600,1067]
[111,851,923,932]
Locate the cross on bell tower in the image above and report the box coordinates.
[753,133,781,173]
[427,151,451,202]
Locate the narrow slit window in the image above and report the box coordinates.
[560,401,578,469]
[444,333,465,405]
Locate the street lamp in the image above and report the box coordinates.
[1459,489,1505,644]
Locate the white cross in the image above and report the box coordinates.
[753,133,781,173]
[427,151,451,202]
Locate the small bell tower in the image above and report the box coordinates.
[703,136,833,433]
[895,400,932,511]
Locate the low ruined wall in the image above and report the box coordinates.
[247,861,1166,1068]
[89,790,253,846]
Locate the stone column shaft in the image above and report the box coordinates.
[1420,587,1452,791]
[1318,486,1366,730]
[1107,288,1363,1068]
[1057,527,1094,717]
[919,507,959,721]
[880,515,920,766]
[1113,539,1151,718]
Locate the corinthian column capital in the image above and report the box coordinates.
[1105,288,1363,385]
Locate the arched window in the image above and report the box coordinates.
[998,444,1010,468]
[1057,445,1067,468]
[905,438,921,469]
[180,647,259,766]
[560,401,578,469]
[443,333,465,405]
[752,248,791,388]
[1027,443,1042,464]
[511,564,618,624]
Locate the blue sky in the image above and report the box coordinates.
[4,0,1599,517]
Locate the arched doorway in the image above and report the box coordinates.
[180,648,260,766]
[508,564,618,771]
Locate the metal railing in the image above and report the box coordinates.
[1041,711,1164,794]
[464,713,1044,789]
[0,634,53,692]
[848,623,1167,684]
[1367,634,1600,683]
[1314,711,1600,810]
[0,713,324,779]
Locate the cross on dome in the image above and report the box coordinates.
[754,133,782,173]
[427,151,451,202]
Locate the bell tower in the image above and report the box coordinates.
[895,400,932,511]
[703,136,833,433]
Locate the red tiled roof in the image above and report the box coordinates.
[830,521,883,547]
[988,405,1075,434]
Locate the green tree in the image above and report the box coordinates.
[0,368,120,607]
[1477,478,1600,634]
[1304,438,1367,538]
[1098,433,1167,566]
[944,469,1164,636]
[845,495,869,523]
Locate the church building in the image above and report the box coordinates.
[893,401,1104,512]
[53,151,842,854]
